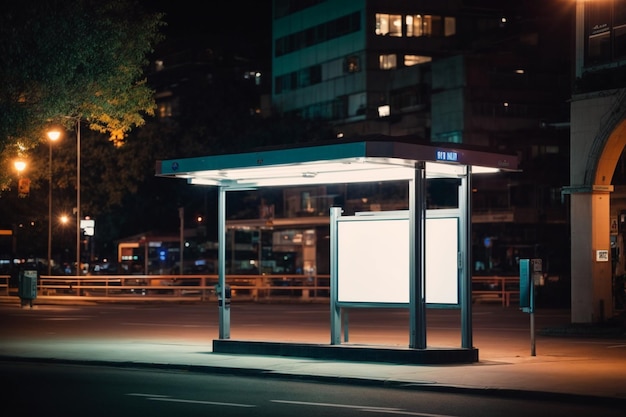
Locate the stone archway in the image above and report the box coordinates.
[567,89,626,323]
[593,118,626,187]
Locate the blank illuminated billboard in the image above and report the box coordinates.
[337,214,458,304]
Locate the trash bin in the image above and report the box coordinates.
[215,284,231,308]
[18,268,38,308]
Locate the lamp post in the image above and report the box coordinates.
[46,129,61,275]
[55,117,81,277]
[76,119,81,277]
[13,160,27,256]
[179,206,184,275]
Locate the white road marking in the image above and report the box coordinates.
[148,397,256,407]
[125,393,256,408]
[40,316,93,321]
[271,399,458,416]
[122,322,206,328]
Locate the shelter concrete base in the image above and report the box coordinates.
[212,339,479,364]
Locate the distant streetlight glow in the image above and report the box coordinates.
[47,130,61,141]
[14,160,26,172]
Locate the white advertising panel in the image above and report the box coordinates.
[337,214,458,304]
[425,217,458,304]
[338,217,410,303]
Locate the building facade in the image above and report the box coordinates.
[271,0,573,286]
[567,0,626,322]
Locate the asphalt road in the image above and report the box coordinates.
[1,301,626,407]
[3,360,624,417]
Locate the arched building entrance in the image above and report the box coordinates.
[565,0,626,324]
[566,89,626,323]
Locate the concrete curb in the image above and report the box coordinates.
[2,355,625,407]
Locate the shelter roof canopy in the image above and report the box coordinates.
[155,138,519,190]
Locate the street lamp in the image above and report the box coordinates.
[46,129,61,275]
[14,159,28,196]
[59,214,70,272]
[14,160,26,173]
[13,160,27,256]
[55,117,81,277]
[75,119,81,277]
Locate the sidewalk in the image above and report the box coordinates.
[1,298,625,405]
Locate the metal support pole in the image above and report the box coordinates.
[47,141,53,276]
[76,120,81,288]
[461,166,473,349]
[409,162,426,349]
[530,275,536,356]
[329,206,342,345]
[179,206,184,275]
[218,187,230,339]
[530,308,536,356]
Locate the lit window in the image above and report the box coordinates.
[545,145,559,154]
[375,13,388,35]
[423,15,433,36]
[158,101,172,118]
[404,55,432,66]
[444,17,456,36]
[406,15,423,37]
[345,56,360,73]
[379,54,397,69]
[389,14,402,36]
[376,13,402,36]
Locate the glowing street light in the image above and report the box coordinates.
[14,160,29,197]
[14,160,26,173]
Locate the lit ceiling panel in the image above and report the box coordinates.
[156,140,518,190]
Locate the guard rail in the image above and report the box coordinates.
[1,274,521,306]
[471,276,520,306]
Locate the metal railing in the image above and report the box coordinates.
[35,274,329,302]
[1,273,520,306]
[471,276,520,307]
[0,275,8,296]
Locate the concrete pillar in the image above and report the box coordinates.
[570,191,613,323]
[569,90,626,323]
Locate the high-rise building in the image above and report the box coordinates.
[271,0,573,287]
[273,0,469,138]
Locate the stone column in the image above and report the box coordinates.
[570,189,613,323]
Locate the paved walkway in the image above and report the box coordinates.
[1,297,625,404]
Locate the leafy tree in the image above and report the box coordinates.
[0,1,337,261]
[0,0,165,190]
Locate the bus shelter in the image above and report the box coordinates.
[156,139,519,363]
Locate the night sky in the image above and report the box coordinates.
[142,0,272,65]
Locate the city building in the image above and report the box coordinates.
[566,0,626,322]
[129,2,586,313]
[271,0,572,282]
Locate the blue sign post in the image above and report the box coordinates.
[520,258,542,356]
[520,259,533,313]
